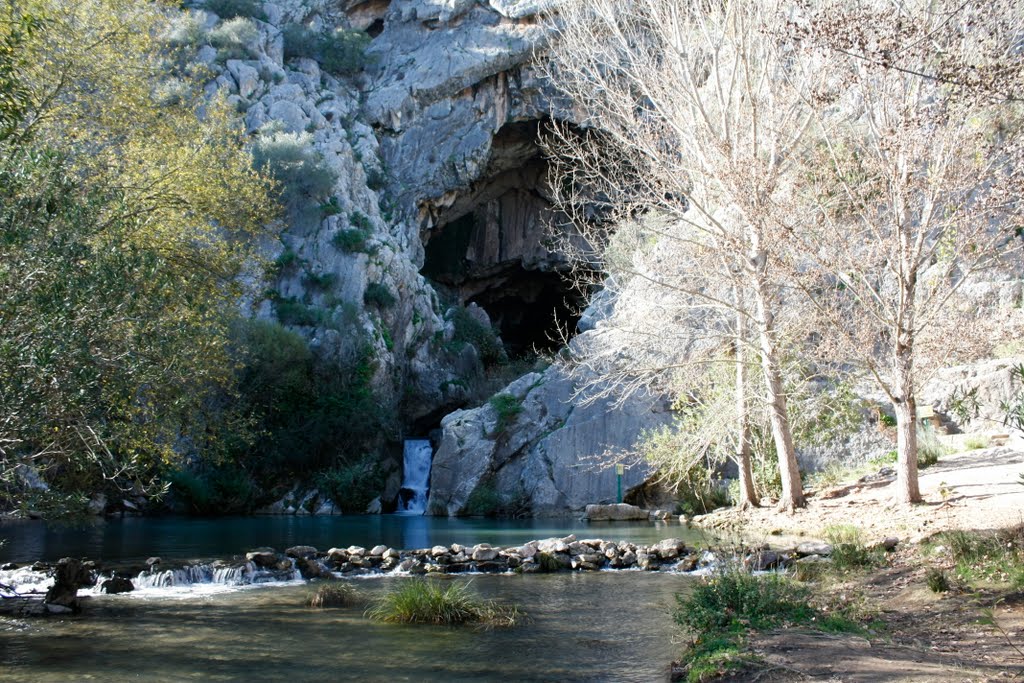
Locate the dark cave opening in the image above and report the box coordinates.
[420,119,584,359]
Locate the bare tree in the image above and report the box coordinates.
[786,0,1024,504]
[542,0,827,510]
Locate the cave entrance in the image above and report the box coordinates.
[420,120,583,358]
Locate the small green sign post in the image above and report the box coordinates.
[615,464,624,503]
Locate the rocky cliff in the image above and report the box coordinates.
[183,0,670,515]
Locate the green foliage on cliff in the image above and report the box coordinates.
[282,23,370,77]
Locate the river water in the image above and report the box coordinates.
[0,516,704,682]
[0,515,709,564]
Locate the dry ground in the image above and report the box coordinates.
[690,441,1024,682]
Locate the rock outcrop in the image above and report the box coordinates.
[426,365,672,516]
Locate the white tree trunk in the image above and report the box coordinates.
[749,251,805,512]
[734,308,758,509]
[893,344,923,504]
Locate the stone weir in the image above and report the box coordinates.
[2,535,864,613]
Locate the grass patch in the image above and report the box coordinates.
[674,567,862,682]
[824,524,879,571]
[933,526,1024,588]
[305,582,357,608]
[917,427,947,468]
[488,393,522,436]
[366,580,524,627]
[963,435,990,450]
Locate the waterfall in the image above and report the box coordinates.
[396,439,432,515]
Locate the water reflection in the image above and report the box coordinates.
[0,516,704,564]
[0,572,689,682]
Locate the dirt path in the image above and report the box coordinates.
[694,445,1024,545]
[690,444,1024,681]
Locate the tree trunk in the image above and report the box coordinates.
[748,246,805,512]
[893,341,923,504]
[733,306,758,509]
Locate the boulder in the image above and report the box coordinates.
[100,577,134,594]
[246,550,278,568]
[285,545,318,560]
[584,503,649,521]
[369,545,388,557]
[655,538,687,559]
[471,545,500,561]
[795,541,833,557]
[295,557,327,579]
[44,558,93,613]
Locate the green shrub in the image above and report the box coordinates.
[283,24,370,77]
[675,568,814,634]
[363,282,396,308]
[316,455,385,513]
[252,129,338,214]
[306,582,357,608]
[350,210,374,232]
[488,393,522,435]
[230,321,393,480]
[449,306,507,366]
[879,413,898,428]
[274,297,328,327]
[333,228,371,252]
[302,271,338,290]
[926,568,950,593]
[319,197,342,217]
[275,247,299,270]
[208,17,259,60]
[824,524,877,570]
[204,0,266,20]
[366,580,524,626]
[869,450,898,468]
[463,482,502,516]
[168,464,257,515]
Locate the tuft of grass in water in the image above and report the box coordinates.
[366,580,524,627]
[305,582,358,608]
[824,524,879,571]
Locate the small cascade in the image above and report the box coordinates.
[396,439,433,515]
[131,560,299,590]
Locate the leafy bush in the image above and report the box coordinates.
[273,297,329,327]
[364,282,397,308]
[316,455,385,513]
[640,425,731,515]
[464,482,502,516]
[366,580,524,626]
[283,24,370,77]
[333,227,371,252]
[449,306,507,367]
[204,0,266,20]
[230,321,394,481]
[252,129,338,214]
[302,270,338,290]
[305,582,357,608]
[208,17,259,60]
[168,464,257,515]
[824,525,878,570]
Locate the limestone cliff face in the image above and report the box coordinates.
[191,0,674,514]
